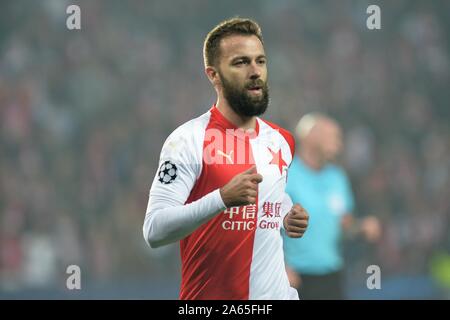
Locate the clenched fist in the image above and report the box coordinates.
[220,166,263,207]
[283,204,309,238]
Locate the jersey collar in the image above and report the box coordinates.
[210,104,260,139]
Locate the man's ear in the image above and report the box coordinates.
[205,66,220,87]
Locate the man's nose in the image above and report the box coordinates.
[249,73,260,80]
[249,62,262,80]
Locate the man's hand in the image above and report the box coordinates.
[220,166,263,207]
[360,216,381,243]
[284,204,309,238]
[342,214,381,242]
[285,266,302,289]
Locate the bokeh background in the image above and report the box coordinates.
[0,0,449,299]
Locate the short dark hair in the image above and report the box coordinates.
[203,17,264,67]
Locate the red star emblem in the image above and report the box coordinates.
[267,147,287,174]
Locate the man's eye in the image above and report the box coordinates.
[257,59,266,65]
[234,61,245,65]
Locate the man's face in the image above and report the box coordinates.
[216,34,269,117]
[317,120,343,162]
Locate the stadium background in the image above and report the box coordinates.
[0,0,449,299]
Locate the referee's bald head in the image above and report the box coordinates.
[295,113,343,162]
[295,113,329,140]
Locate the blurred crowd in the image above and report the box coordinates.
[0,0,449,297]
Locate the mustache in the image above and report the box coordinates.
[245,79,266,89]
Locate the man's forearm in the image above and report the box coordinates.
[143,188,226,248]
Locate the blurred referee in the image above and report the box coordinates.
[282,113,381,300]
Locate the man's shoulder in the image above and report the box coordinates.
[259,118,294,138]
[165,110,211,142]
[160,110,211,159]
[324,163,348,180]
[287,157,306,177]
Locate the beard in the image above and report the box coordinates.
[219,72,269,117]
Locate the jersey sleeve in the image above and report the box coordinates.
[280,192,293,231]
[149,128,200,208]
[143,125,226,248]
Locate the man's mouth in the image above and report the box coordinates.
[247,86,262,94]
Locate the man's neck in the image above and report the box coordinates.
[299,148,324,171]
[215,96,257,131]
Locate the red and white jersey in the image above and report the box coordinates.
[145,105,298,300]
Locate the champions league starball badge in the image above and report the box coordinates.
[158,160,178,184]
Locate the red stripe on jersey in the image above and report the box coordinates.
[179,106,257,300]
[260,119,295,158]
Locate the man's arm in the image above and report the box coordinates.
[341,214,381,243]
[285,265,302,289]
[144,187,226,248]
[339,169,381,243]
[281,192,309,238]
[143,127,218,248]
[143,127,263,248]
[144,165,263,248]
[280,192,293,231]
